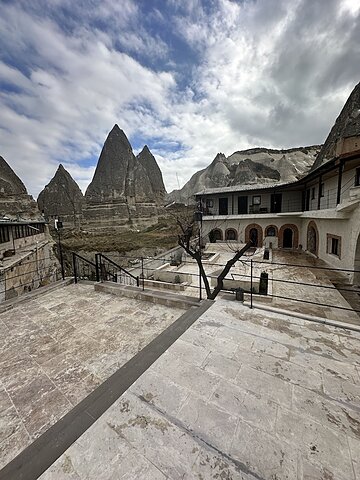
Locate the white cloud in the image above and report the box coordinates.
[0,0,359,198]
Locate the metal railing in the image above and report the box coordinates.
[72,252,97,283]
[96,253,140,287]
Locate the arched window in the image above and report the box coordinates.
[266,226,276,237]
[225,229,237,241]
[209,229,223,242]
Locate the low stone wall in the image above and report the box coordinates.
[153,264,192,284]
[0,241,60,302]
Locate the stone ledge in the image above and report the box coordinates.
[95,282,200,309]
[0,277,74,314]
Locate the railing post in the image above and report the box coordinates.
[73,252,77,284]
[95,253,100,282]
[199,263,202,301]
[58,230,65,280]
[141,257,145,291]
[250,259,253,309]
[99,254,103,282]
[137,276,140,287]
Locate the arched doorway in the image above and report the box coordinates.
[283,228,293,248]
[279,224,299,249]
[209,229,223,242]
[307,221,318,255]
[225,228,237,241]
[250,228,259,247]
[245,224,263,247]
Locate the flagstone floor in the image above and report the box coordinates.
[39,298,360,480]
[0,283,185,469]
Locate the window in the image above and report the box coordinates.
[320,183,325,197]
[355,168,360,187]
[331,238,339,255]
[327,234,341,258]
[311,187,315,200]
[266,226,276,237]
[0,226,10,244]
[253,195,261,205]
[206,199,213,208]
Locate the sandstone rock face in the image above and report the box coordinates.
[37,164,84,228]
[137,145,166,205]
[167,146,321,204]
[0,156,39,219]
[312,82,360,170]
[83,125,163,231]
[0,156,27,195]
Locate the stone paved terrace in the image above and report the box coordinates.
[35,298,360,480]
[0,283,185,469]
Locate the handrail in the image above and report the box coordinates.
[97,253,139,287]
[73,252,96,268]
[99,253,138,281]
[72,252,97,283]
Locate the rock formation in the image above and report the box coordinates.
[0,156,39,219]
[312,82,360,170]
[37,164,84,228]
[167,146,321,204]
[137,145,166,205]
[84,125,163,231]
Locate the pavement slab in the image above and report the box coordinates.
[29,298,360,480]
[0,283,185,469]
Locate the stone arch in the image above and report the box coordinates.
[245,223,263,247]
[265,225,278,237]
[307,220,319,256]
[225,228,238,241]
[279,224,299,248]
[209,228,223,242]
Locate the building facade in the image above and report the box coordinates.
[196,149,360,283]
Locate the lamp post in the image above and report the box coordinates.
[55,218,65,280]
[194,205,203,301]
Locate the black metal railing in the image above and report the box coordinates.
[72,252,97,283]
[95,253,139,287]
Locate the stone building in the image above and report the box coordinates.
[0,156,60,300]
[196,82,360,284]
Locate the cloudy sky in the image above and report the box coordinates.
[0,0,359,197]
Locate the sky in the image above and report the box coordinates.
[0,0,359,197]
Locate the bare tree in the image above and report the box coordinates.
[177,215,253,300]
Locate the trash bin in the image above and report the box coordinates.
[259,272,268,295]
[235,288,244,302]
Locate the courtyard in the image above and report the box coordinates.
[37,297,360,479]
[0,281,359,479]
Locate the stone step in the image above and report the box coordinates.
[94,282,200,309]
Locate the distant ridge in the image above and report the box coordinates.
[167,145,321,204]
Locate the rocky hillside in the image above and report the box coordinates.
[0,156,39,219]
[312,82,360,170]
[37,164,84,227]
[167,146,321,204]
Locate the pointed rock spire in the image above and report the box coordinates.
[0,156,27,195]
[37,164,84,221]
[85,125,134,202]
[137,145,166,204]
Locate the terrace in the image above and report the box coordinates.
[0,254,359,480]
